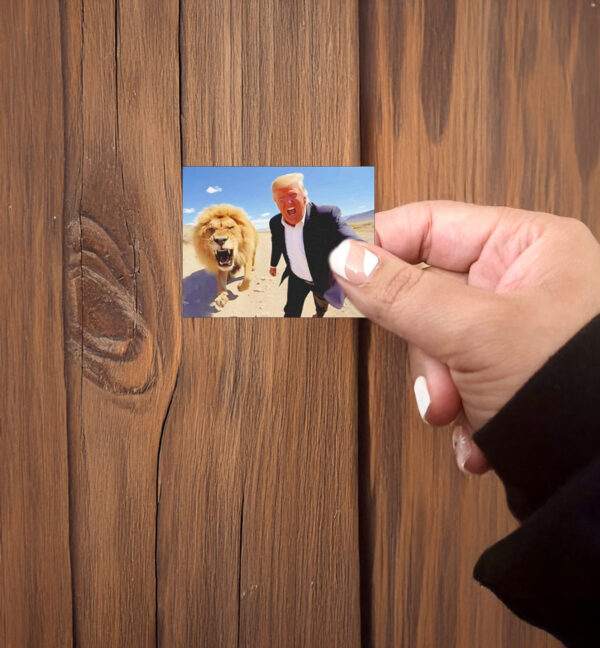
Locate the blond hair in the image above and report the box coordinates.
[271,172,308,197]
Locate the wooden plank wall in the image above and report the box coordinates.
[2,0,598,646]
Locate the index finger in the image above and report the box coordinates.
[375,200,510,272]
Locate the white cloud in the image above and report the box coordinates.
[183,207,195,214]
[251,218,270,231]
[206,186,222,194]
[260,212,271,218]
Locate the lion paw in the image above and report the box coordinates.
[212,292,229,309]
[239,279,251,292]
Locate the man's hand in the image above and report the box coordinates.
[328,201,600,474]
[269,267,277,277]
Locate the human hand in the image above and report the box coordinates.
[269,267,277,277]
[329,201,600,474]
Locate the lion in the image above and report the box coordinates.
[192,204,258,309]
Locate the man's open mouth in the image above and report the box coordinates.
[287,208,296,217]
[215,249,234,267]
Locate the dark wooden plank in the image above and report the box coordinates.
[157,1,362,645]
[60,0,181,644]
[0,2,73,645]
[359,0,599,645]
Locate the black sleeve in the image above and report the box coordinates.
[269,216,282,267]
[471,313,600,647]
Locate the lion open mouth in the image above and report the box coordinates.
[215,249,234,267]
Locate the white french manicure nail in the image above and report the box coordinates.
[452,427,473,475]
[413,376,431,422]
[328,239,351,279]
[329,239,380,284]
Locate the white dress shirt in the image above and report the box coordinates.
[280,208,313,282]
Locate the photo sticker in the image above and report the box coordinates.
[183,166,375,318]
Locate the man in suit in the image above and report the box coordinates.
[269,172,364,317]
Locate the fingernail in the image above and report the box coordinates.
[413,376,431,422]
[329,239,379,284]
[452,427,473,475]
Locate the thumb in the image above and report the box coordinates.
[329,239,499,361]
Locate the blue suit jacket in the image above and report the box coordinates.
[269,203,363,294]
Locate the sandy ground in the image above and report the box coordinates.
[182,221,374,318]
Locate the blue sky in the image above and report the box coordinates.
[182,166,374,231]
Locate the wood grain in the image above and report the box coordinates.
[157,1,362,645]
[60,0,181,644]
[0,3,73,646]
[359,1,599,646]
[3,1,599,645]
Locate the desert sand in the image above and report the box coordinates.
[182,221,374,317]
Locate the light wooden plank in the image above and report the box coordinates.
[0,2,73,645]
[61,0,181,644]
[157,1,362,645]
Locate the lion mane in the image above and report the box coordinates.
[192,203,258,308]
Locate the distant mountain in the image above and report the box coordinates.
[345,209,374,222]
